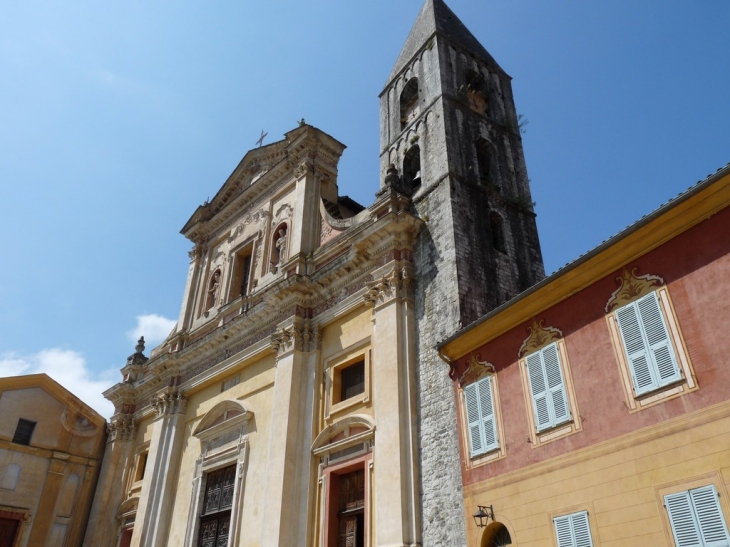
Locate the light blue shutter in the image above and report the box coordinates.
[554,515,575,547]
[570,511,594,547]
[616,301,657,395]
[689,485,730,547]
[476,377,499,452]
[637,292,681,387]
[526,352,552,431]
[665,491,703,547]
[554,512,594,547]
[464,383,484,457]
[543,343,571,426]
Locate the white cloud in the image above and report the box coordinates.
[128,314,177,347]
[0,349,116,418]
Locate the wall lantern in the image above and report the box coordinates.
[473,505,494,528]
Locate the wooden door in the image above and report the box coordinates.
[0,519,19,547]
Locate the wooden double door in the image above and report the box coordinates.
[337,469,365,547]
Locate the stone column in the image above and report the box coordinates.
[260,322,313,547]
[83,413,137,546]
[131,389,188,547]
[26,452,69,545]
[365,264,421,547]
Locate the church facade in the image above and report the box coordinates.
[84,1,544,546]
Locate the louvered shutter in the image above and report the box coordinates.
[689,485,730,547]
[476,377,499,452]
[464,383,484,457]
[570,511,594,547]
[616,301,657,395]
[665,491,703,547]
[525,352,552,431]
[637,292,681,386]
[554,515,575,547]
[543,343,571,426]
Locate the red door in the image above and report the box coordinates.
[0,518,19,547]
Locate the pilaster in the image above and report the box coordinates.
[131,388,188,547]
[83,413,137,546]
[260,320,315,547]
[365,263,421,547]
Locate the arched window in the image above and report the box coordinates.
[400,78,419,129]
[206,269,222,311]
[270,223,288,273]
[475,139,495,187]
[403,145,421,193]
[490,212,506,254]
[481,522,512,547]
[466,69,488,115]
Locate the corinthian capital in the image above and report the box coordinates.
[107,414,137,443]
[363,266,413,308]
[152,390,188,418]
[270,325,305,356]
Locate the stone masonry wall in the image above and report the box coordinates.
[414,180,468,547]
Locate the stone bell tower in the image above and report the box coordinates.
[379,0,545,544]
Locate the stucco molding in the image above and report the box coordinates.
[517,320,563,358]
[458,354,495,388]
[604,267,664,313]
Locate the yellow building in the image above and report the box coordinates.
[0,374,106,547]
[439,164,730,547]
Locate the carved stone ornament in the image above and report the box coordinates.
[107,415,137,443]
[152,390,188,418]
[270,326,304,356]
[604,267,664,313]
[518,320,563,358]
[363,267,412,308]
[188,244,206,262]
[458,353,496,388]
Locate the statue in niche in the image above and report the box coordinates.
[270,226,288,273]
[207,270,221,309]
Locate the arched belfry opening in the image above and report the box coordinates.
[403,145,421,193]
[490,212,506,254]
[480,522,512,547]
[466,69,489,115]
[400,78,419,129]
[475,138,496,188]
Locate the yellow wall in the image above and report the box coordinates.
[465,401,730,547]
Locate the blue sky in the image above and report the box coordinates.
[1,1,728,416]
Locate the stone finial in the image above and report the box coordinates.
[127,336,149,367]
[384,164,401,188]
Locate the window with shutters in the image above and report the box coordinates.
[463,376,499,458]
[518,339,582,447]
[553,511,594,547]
[606,286,697,412]
[664,485,730,547]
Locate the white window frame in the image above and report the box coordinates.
[614,291,681,396]
[553,510,594,547]
[606,286,697,412]
[463,376,499,458]
[665,485,730,547]
[524,342,571,432]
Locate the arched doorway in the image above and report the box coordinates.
[481,522,512,547]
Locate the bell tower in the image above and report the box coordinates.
[380,0,545,544]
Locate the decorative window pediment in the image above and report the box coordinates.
[518,320,563,358]
[604,267,664,313]
[312,415,374,464]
